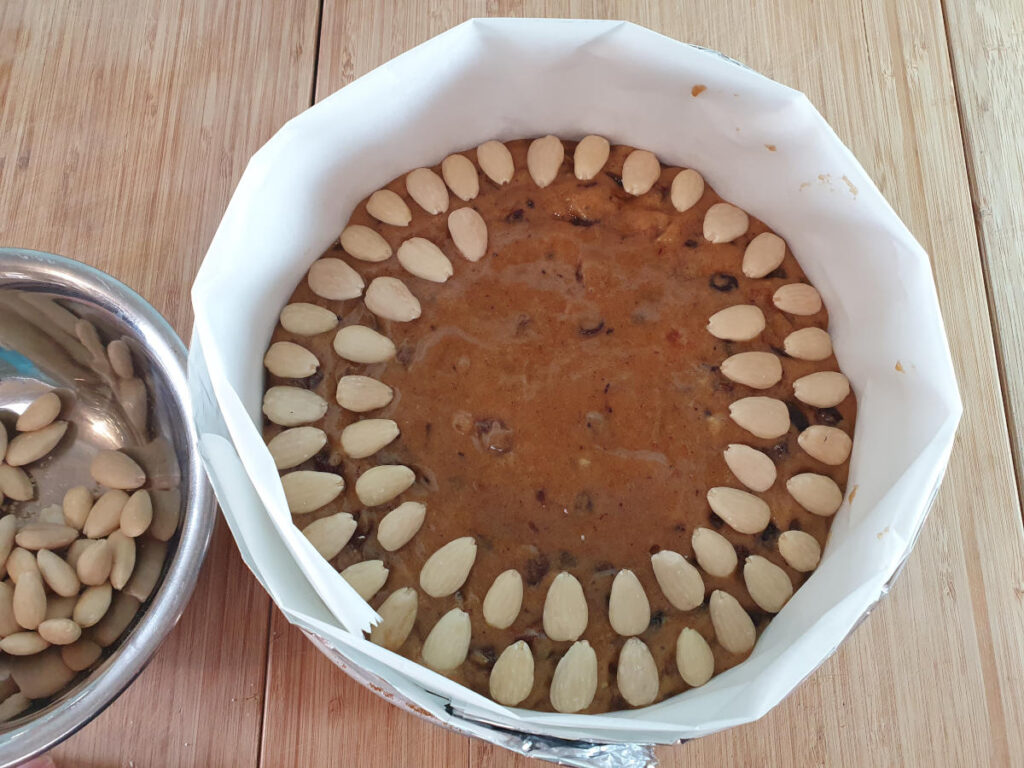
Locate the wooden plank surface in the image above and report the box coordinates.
[0,1,320,765]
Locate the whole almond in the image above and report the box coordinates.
[0,583,18,636]
[37,618,80,646]
[90,450,146,490]
[124,539,167,602]
[482,569,523,629]
[5,421,68,466]
[617,637,659,707]
[651,550,704,611]
[333,325,396,364]
[376,500,425,551]
[263,386,328,426]
[354,464,415,507]
[476,140,515,185]
[279,303,338,336]
[621,149,660,196]
[709,590,756,654]
[542,571,588,642]
[703,202,749,243]
[83,490,129,539]
[671,168,705,212]
[447,207,488,262]
[281,471,344,515]
[728,397,790,439]
[108,531,136,590]
[364,191,412,228]
[340,560,389,601]
[7,548,39,583]
[369,588,418,651]
[13,571,46,630]
[723,444,777,492]
[405,168,449,215]
[0,632,48,656]
[16,524,79,551]
[263,341,319,378]
[773,283,822,315]
[676,628,715,687]
[77,540,113,586]
[16,392,61,431]
[0,692,30,721]
[36,550,80,597]
[120,489,154,538]
[419,536,477,598]
[364,276,421,322]
[307,258,365,301]
[421,608,471,671]
[691,527,738,578]
[526,135,564,188]
[794,371,851,408]
[341,419,400,459]
[742,232,786,278]
[609,569,650,637]
[706,487,771,534]
[778,530,822,572]
[721,351,783,389]
[10,647,75,697]
[573,135,610,180]
[73,584,112,628]
[489,641,534,706]
[107,339,134,378]
[397,237,454,283]
[784,327,833,361]
[61,638,102,672]
[45,595,77,621]
[62,485,93,530]
[0,465,33,501]
[65,539,92,570]
[787,473,844,516]
[0,515,16,577]
[267,427,328,470]
[441,154,479,201]
[92,592,140,647]
[743,555,793,613]
[550,640,597,714]
[335,375,393,413]
[707,305,766,341]
[797,425,853,465]
[302,513,356,561]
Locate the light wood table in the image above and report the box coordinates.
[2,1,1023,765]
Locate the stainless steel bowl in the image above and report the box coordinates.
[0,248,215,764]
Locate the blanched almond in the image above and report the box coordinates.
[476,140,514,185]
[7,548,38,583]
[13,571,45,630]
[703,203,749,243]
[340,560,389,601]
[0,583,17,636]
[355,464,414,507]
[728,397,790,439]
[447,207,488,262]
[0,465,33,501]
[397,237,454,282]
[376,501,426,551]
[671,168,705,212]
[364,276,421,322]
[676,628,715,687]
[92,592,140,647]
[90,450,145,491]
[335,375,393,413]
[341,419,399,459]
[369,588,418,650]
[707,305,766,341]
[267,427,327,470]
[307,258,365,301]
[723,444,776,492]
[333,325,397,363]
[773,283,822,315]
[743,555,793,612]
[120,489,153,538]
[651,550,704,610]
[62,486,93,530]
[709,590,755,654]
[622,149,660,195]
[798,425,853,465]
[365,190,412,227]
[721,352,782,389]
[5,421,68,466]
[303,511,358,559]
[542,571,588,642]
[787,473,843,516]
[405,168,449,215]
[119,377,148,435]
[422,608,471,671]
[742,232,786,278]
[573,135,610,180]
[0,632,48,656]
[16,392,61,431]
[263,341,318,379]
[550,640,597,713]
[608,569,650,636]
[482,569,523,629]
[10,647,75,696]
[794,371,850,408]
[617,637,659,707]
[784,327,833,361]
[107,339,134,378]
[61,639,102,672]
[0,692,30,721]
[16,524,79,551]
[0,515,15,577]
[37,618,80,646]
[707,487,771,534]
[281,470,344,514]
[692,527,738,578]
[65,540,91,570]
[83,490,129,539]
[77,540,113,586]
[109,531,136,590]
[419,536,476,597]
[778,530,822,572]
[489,641,534,706]
[279,303,338,336]
[36,550,79,597]
[526,135,564,188]
[441,154,479,201]
[124,539,167,602]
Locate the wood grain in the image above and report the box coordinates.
[0,0,319,764]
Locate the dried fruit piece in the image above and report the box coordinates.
[797,425,853,465]
[341,560,389,601]
[364,276,421,322]
[120,489,153,538]
[441,154,479,201]
[573,135,610,180]
[489,641,534,706]
[743,555,793,613]
[786,473,844,516]
[13,571,46,630]
[77,539,113,586]
[369,588,418,651]
[773,283,822,315]
[307,258,365,301]
[784,327,833,361]
[778,530,822,572]
[419,536,477,597]
[405,168,449,215]
[550,640,597,713]
[83,490,130,539]
[728,397,790,439]
[447,207,488,262]
[671,168,705,212]
[5,421,68,466]
[281,471,344,514]
[723,444,777,492]
[742,232,786,278]
[526,135,564,188]
[340,224,394,262]
[376,501,426,551]
[421,608,471,671]
[651,550,704,611]
[482,569,523,629]
[542,571,588,641]
[706,305,766,341]
[477,140,514,185]
[709,590,756,654]
[793,371,851,408]
[62,486,93,530]
[267,427,327,470]
[37,618,81,646]
[397,237,454,283]
[341,419,399,459]
[621,149,660,195]
[721,352,783,389]
[279,303,338,336]
[703,202,749,243]
[354,465,415,507]
[692,527,738,578]
[108,531,136,590]
[36,550,78,598]
[15,524,79,551]
[706,487,771,534]
[16,392,61,432]
[263,341,319,378]
[676,628,715,687]
[617,637,659,707]
[333,325,397,364]
[608,569,650,636]
[61,639,102,672]
[335,376,393,413]
[365,191,412,227]
[90,449,146,490]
